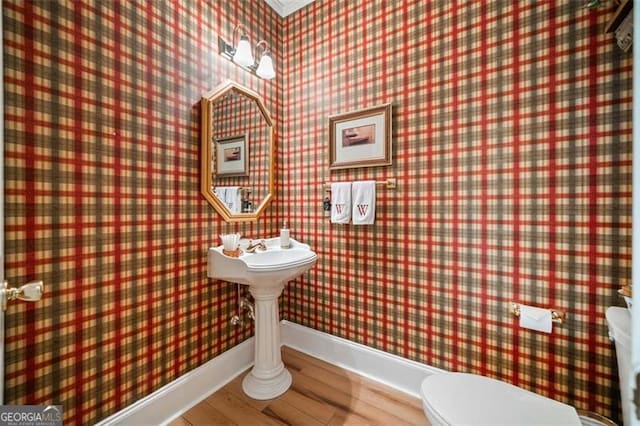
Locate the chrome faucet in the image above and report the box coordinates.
[245,239,267,253]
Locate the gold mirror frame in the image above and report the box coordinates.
[200,80,275,222]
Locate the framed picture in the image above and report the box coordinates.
[215,134,248,177]
[329,103,392,170]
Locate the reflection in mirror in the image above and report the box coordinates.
[211,91,270,210]
[201,81,274,222]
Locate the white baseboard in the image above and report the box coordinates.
[98,321,442,424]
[280,320,443,398]
[96,337,255,426]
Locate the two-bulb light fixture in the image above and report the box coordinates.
[219,24,275,80]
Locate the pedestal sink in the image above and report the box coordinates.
[207,237,317,400]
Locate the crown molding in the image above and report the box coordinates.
[264,0,315,17]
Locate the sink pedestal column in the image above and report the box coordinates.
[242,282,291,400]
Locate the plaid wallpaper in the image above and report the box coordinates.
[3,0,281,423]
[279,0,632,422]
[2,0,633,424]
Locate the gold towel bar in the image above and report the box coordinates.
[510,302,566,324]
[323,178,397,191]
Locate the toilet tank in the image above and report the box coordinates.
[606,307,631,426]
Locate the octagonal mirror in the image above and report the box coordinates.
[200,80,274,222]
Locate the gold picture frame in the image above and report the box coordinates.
[329,103,392,170]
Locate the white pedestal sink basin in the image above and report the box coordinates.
[207,237,317,400]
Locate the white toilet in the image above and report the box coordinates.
[420,306,630,425]
[421,372,581,425]
[606,306,632,426]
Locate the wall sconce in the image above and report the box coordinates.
[219,24,276,80]
[232,26,254,67]
[254,41,275,80]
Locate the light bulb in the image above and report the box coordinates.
[233,34,254,67]
[256,51,275,80]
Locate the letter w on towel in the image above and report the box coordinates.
[352,181,376,225]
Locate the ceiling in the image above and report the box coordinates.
[263,0,315,17]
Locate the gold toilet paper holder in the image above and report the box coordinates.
[510,302,566,324]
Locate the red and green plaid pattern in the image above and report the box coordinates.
[3,0,632,424]
[3,0,281,424]
[279,1,631,422]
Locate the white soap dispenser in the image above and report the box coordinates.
[280,220,291,248]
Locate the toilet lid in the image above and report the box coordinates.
[421,373,581,425]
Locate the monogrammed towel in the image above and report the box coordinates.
[330,182,352,224]
[352,181,376,225]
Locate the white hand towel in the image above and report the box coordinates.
[331,182,352,224]
[224,186,242,214]
[214,186,226,201]
[352,181,376,225]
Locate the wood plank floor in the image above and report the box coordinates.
[170,346,429,426]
